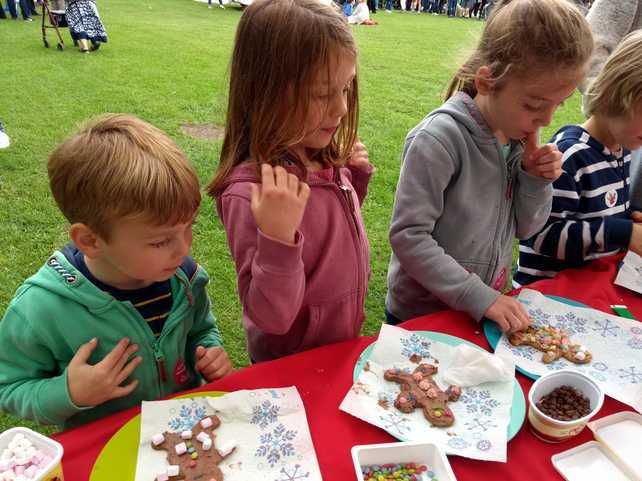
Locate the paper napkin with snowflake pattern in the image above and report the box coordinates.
[134,387,322,481]
[339,324,514,462]
[495,288,642,412]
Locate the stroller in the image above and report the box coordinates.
[41,0,76,50]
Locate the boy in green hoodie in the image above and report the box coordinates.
[0,114,233,429]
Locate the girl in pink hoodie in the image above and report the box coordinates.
[207,0,374,362]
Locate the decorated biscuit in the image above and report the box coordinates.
[151,416,236,481]
[508,325,592,364]
[384,363,461,428]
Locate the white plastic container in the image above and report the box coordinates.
[351,440,457,481]
[528,369,604,442]
[0,427,64,481]
[551,441,637,481]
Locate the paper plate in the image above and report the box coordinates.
[483,295,590,381]
[353,331,526,440]
[89,391,225,481]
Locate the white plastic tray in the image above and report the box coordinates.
[351,440,457,481]
[588,411,642,478]
[551,441,637,481]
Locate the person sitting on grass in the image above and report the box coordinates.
[348,0,378,23]
[0,114,233,429]
[514,31,642,286]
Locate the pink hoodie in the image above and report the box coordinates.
[216,162,372,362]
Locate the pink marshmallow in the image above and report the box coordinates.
[156,470,169,481]
[200,417,213,429]
[23,466,38,479]
[196,432,209,443]
[14,466,25,476]
[174,442,187,456]
[151,434,165,446]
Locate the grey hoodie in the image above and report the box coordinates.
[386,93,553,322]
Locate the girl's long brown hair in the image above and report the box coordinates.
[445,0,593,100]
[207,0,359,197]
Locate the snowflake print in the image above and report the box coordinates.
[592,318,622,338]
[552,312,588,335]
[255,424,298,467]
[631,327,642,335]
[377,391,395,407]
[593,362,609,372]
[589,370,607,382]
[379,412,411,436]
[528,308,551,323]
[400,334,432,358]
[464,418,497,433]
[275,464,310,481]
[460,389,500,417]
[447,437,471,450]
[251,400,280,429]
[168,402,207,431]
[627,337,642,350]
[503,339,535,360]
[545,361,566,372]
[476,440,492,451]
[618,366,642,384]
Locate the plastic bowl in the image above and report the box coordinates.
[528,369,604,443]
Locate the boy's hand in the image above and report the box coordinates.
[631,211,642,223]
[68,337,142,408]
[250,164,310,244]
[484,294,532,333]
[348,141,372,170]
[195,346,233,381]
[522,131,563,181]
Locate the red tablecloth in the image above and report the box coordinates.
[52,254,639,481]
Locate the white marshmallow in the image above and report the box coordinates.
[180,430,192,440]
[151,433,165,446]
[155,471,168,481]
[201,438,212,451]
[196,432,209,443]
[216,440,237,458]
[166,465,180,476]
[174,442,187,455]
[199,417,213,429]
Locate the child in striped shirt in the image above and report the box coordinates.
[514,31,642,286]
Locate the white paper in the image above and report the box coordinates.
[340,324,514,462]
[134,387,322,481]
[615,250,642,294]
[442,344,515,387]
[495,289,642,412]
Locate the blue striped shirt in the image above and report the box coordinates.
[513,125,632,286]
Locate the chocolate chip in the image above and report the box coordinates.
[535,385,592,421]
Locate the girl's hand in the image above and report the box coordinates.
[250,164,310,244]
[348,141,372,170]
[522,131,563,181]
[484,294,532,333]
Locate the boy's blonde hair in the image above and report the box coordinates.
[207,0,359,197]
[48,114,201,240]
[585,30,642,118]
[445,0,593,99]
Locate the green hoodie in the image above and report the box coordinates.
[0,250,223,429]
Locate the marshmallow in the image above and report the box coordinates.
[23,466,38,479]
[180,430,192,440]
[196,432,210,443]
[216,441,236,458]
[155,471,169,481]
[201,438,212,451]
[0,459,15,471]
[174,442,187,456]
[151,434,165,446]
[200,417,213,429]
[167,465,180,476]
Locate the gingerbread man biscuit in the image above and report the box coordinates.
[151,415,236,481]
[384,363,461,428]
[508,325,592,364]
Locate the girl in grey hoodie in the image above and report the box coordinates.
[386,0,594,332]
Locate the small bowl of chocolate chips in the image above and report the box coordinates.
[527,369,604,443]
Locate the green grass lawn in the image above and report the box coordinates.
[0,0,584,434]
